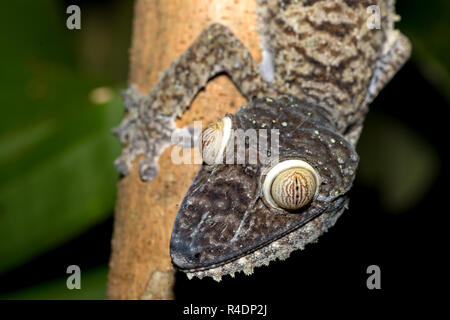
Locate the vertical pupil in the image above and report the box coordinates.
[270,167,317,210]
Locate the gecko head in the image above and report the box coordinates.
[170,96,358,274]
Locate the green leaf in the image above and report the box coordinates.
[0,93,122,273]
[356,112,439,213]
[0,266,108,300]
[397,0,450,102]
[0,1,124,273]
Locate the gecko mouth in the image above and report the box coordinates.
[171,196,349,281]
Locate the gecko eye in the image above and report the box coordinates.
[200,117,232,164]
[263,160,321,211]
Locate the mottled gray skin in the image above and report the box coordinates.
[171,96,358,271]
[113,24,270,181]
[113,0,411,280]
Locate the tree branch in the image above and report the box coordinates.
[107,0,261,300]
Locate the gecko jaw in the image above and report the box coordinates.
[181,202,347,282]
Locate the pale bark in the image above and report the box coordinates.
[107,0,261,300]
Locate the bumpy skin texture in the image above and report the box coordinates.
[114,0,411,280]
[171,96,358,271]
[113,25,270,181]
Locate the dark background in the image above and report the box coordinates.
[0,0,448,300]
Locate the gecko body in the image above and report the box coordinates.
[114,0,411,280]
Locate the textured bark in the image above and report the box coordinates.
[107,0,261,300]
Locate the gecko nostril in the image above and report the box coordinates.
[194,252,201,260]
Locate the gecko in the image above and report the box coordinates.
[113,0,411,281]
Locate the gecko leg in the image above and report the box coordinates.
[345,31,411,145]
[113,24,269,181]
[364,31,412,106]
